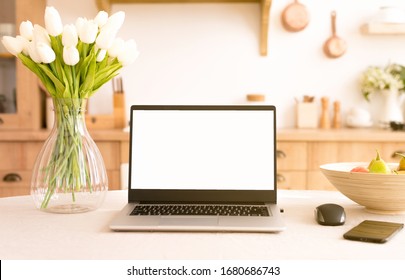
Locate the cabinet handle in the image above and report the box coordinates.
[277,173,286,183]
[276,150,286,159]
[391,151,405,158]
[3,173,22,182]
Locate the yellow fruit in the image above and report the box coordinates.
[368,150,391,174]
[395,152,405,171]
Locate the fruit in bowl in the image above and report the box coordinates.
[350,150,403,174]
[320,150,405,214]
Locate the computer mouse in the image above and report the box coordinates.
[314,203,345,226]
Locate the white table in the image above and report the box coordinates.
[1,190,404,260]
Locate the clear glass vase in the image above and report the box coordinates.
[31,98,108,213]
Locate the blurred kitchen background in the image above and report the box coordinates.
[46,0,405,128]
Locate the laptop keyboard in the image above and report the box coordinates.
[130,204,270,216]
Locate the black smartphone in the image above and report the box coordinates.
[343,220,404,243]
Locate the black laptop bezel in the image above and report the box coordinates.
[127,105,277,204]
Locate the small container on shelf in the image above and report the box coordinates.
[246,94,266,104]
[295,95,318,128]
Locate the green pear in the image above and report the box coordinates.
[395,152,405,171]
[368,150,391,174]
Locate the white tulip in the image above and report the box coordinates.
[117,39,139,66]
[37,42,56,63]
[96,49,107,62]
[45,6,63,36]
[108,38,124,58]
[16,35,29,55]
[94,11,109,28]
[33,24,51,47]
[62,24,78,47]
[19,20,34,41]
[27,41,42,63]
[103,11,125,32]
[95,26,117,50]
[1,36,24,56]
[63,46,80,66]
[78,20,98,44]
[75,17,86,35]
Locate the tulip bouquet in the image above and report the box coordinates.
[1,6,139,210]
[2,6,138,98]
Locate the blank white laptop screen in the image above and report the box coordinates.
[130,109,275,190]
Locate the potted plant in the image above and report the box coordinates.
[360,63,405,126]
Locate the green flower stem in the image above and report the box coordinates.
[40,98,91,209]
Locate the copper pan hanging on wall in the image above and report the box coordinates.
[281,0,310,32]
[323,11,347,58]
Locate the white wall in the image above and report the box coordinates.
[47,0,405,127]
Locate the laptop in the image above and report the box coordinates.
[110,105,285,232]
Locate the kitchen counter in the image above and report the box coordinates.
[0,129,129,141]
[277,127,405,142]
[1,190,404,260]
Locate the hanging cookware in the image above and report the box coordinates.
[323,11,347,58]
[281,0,310,32]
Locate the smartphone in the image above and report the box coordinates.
[343,220,404,243]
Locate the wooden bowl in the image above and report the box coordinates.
[320,162,405,214]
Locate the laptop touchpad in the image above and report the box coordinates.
[159,216,218,226]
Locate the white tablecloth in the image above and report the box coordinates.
[1,190,404,260]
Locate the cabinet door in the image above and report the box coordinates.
[308,142,384,170]
[382,143,405,163]
[0,0,45,130]
[307,171,336,191]
[307,142,339,170]
[277,142,307,170]
[277,171,306,190]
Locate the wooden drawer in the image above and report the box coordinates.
[382,143,405,162]
[277,171,306,190]
[0,170,120,197]
[307,142,384,170]
[0,170,31,197]
[307,171,336,191]
[97,142,120,169]
[0,143,24,170]
[276,142,307,170]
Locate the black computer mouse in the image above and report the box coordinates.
[314,203,345,226]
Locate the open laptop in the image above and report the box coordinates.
[110,105,285,232]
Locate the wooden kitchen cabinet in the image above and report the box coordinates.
[277,128,405,191]
[276,142,307,189]
[0,130,129,197]
[0,0,45,130]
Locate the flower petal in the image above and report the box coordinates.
[63,46,80,66]
[62,24,78,47]
[37,42,56,64]
[94,11,109,28]
[45,6,63,36]
[118,39,139,66]
[1,36,24,56]
[19,20,34,40]
[79,20,98,44]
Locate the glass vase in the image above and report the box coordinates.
[31,98,108,213]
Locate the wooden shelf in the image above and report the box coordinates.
[360,22,405,35]
[96,0,272,56]
[0,53,14,59]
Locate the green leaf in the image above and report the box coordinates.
[61,71,71,98]
[37,64,65,97]
[79,54,96,98]
[18,53,57,96]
